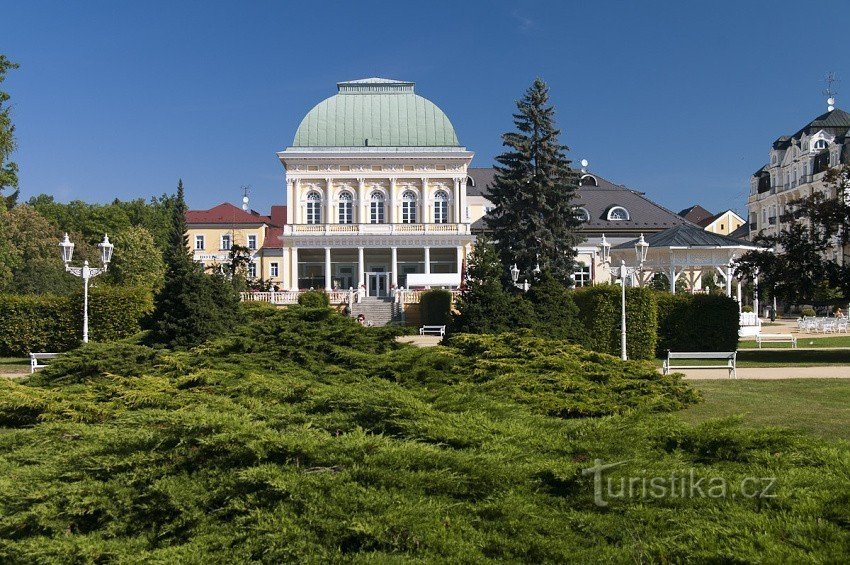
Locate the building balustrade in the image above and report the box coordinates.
[282,223,470,236]
[240,288,462,306]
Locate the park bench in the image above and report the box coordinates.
[419,325,446,337]
[662,351,737,379]
[30,352,61,373]
[756,333,797,348]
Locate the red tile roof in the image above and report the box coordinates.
[261,227,284,249]
[270,205,287,226]
[186,203,272,225]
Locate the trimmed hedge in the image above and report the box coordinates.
[420,289,453,327]
[573,285,658,360]
[0,286,154,356]
[655,292,739,353]
[298,290,331,308]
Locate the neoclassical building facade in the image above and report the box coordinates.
[275,78,474,296]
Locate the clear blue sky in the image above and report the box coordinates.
[5,0,849,216]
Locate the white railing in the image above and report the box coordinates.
[240,290,352,305]
[282,223,470,236]
[395,288,463,304]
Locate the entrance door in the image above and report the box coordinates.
[368,268,388,297]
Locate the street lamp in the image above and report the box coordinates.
[510,263,530,292]
[603,233,650,361]
[60,233,114,343]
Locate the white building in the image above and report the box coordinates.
[276,78,474,296]
[747,102,850,253]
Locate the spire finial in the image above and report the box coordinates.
[241,185,250,211]
[824,72,838,112]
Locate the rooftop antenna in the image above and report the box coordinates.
[241,185,251,211]
[824,72,838,112]
[580,158,589,173]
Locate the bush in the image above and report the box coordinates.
[298,289,331,308]
[0,287,154,356]
[742,305,753,313]
[419,289,452,327]
[573,285,658,360]
[801,307,816,317]
[525,271,583,341]
[656,293,740,354]
[0,294,78,356]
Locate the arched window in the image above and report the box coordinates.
[434,190,449,224]
[607,206,630,221]
[814,139,828,150]
[575,207,590,222]
[306,191,322,225]
[401,190,417,224]
[579,174,598,187]
[370,191,385,224]
[337,191,353,224]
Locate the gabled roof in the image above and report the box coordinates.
[613,224,756,249]
[697,209,744,228]
[678,204,714,224]
[467,167,688,233]
[186,203,272,225]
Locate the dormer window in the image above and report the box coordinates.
[579,174,598,187]
[814,139,828,150]
[575,207,590,222]
[607,206,630,221]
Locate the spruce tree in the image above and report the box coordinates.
[152,180,241,347]
[0,55,20,210]
[487,78,583,285]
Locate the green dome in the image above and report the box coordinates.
[292,78,460,148]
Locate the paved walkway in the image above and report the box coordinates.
[679,366,850,380]
[396,335,442,347]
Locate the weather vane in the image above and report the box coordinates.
[824,72,838,111]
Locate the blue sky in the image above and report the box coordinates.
[4,0,848,216]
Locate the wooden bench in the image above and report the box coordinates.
[419,325,446,337]
[756,333,797,348]
[662,351,737,379]
[30,352,61,373]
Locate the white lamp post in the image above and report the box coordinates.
[602,233,649,361]
[60,233,114,343]
[510,263,530,291]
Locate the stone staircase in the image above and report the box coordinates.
[350,296,402,327]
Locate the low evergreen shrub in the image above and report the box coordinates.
[801,307,816,317]
[656,293,740,354]
[298,289,331,308]
[525,271,583,341]
[573,285,658,360]
[742,305,753,313]
[419,289,452,327]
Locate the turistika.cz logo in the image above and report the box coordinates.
[581,459,778,507]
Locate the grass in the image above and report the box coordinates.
[739,334,850,349]
[679,379,850,442]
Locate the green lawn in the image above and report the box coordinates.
[739,334,850,348]
[678,379,850,442]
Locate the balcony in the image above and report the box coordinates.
[282,223,470,236]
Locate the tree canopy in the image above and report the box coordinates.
[486,78,584,285]
[0,55,19,210]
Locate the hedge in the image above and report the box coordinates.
[0,286,154,356]
[655,292,739,354]
[420,289,453,328]
[298,290,331,308]
[573,285,658,360]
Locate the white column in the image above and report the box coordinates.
[357,247,365,289]
[420,178,428,224]
[453,177,462,223]
[324,247,332,291]
[388,178,396,224]
[668,265,676,293]
[391,246,398,288]
[424,247,431,275]
[285,179,295,224]
[290,247,299,291]
[725,265,733,297]
[753,272,759,316]
[736,277,742,310]
[325,178,333,225]
[293,179,301,224]
[456,246,463,276]
[357,178,366,223]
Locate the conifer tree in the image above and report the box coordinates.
[0,55,20,210]
[487,78,583,285]
[151,180,241,347]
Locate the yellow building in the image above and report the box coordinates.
[186,203,287,286]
